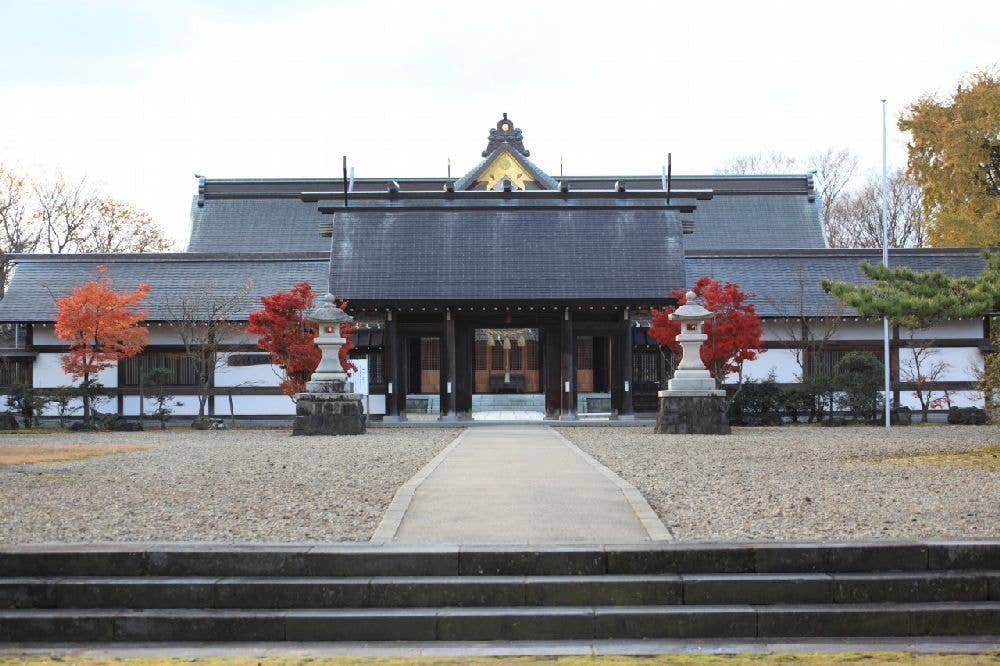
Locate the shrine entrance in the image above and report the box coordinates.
[471,327,544,419]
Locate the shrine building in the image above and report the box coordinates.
[0,115,991,421]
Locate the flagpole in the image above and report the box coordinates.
[881,98,891,429]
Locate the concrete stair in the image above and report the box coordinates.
[1,542,998,642]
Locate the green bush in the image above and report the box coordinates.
[143,367,181,429]
[5,384,46,428]
[780,388,810,423]
[834,352,885,423]
[728,373,783,426]
[801,373,836,423]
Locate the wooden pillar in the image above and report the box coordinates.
[608,331,625,420]
[542,323,561,419]
[560,307,577,420]
[440,309,458,420]
[455,319,472,419]
[384,309,402,421]
[621,308,635,419]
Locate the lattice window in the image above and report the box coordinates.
[576,337,593,370]
[475,341,487,371]
[491,345,504,371]
[509,345,523,371]
[421,338,440,371]
[805,349,877,379]
[0,358,31,387]
[367,350,385,388]
[120,351,199,387]
[526,340,538,369]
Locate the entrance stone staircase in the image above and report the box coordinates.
[1,542,998,642]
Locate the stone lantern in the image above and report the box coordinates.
[654,289,731,435]
[292,293,366,436]
[666,291,722,394]
[304,294,354,393]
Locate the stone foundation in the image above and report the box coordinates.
[293,393,366,436]
[654,392,731,435]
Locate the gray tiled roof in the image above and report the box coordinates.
[680,194,823,250]
[329,208,685,304]
[0,253,330,322]
[188,175,823,253]
[189,198,328,253]
[686,249,988,317]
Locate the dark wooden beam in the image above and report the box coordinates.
[542,323,560,419]
[560,308,577,420]
[442,309,458,420]
[621,308,635,418]
[385,310,401,420]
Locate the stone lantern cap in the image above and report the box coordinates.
[304,293,353,325]
[669,290,712,321]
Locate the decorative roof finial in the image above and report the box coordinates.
[482,113,529,157]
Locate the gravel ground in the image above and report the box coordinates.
[561,425,1000,541]
[0,428,459,544]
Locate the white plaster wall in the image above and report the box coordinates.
[740,349,800,383]
[898,346,984,383]
[902,320,983,340]
[34,353,116,389]
[121,394,202,417]
[760,320,804,343]
[34,352,117,416]
[228,395,295,415]
[829,321,889,341]
[222,329,259,345]
[142,326,185,344]
[34,322,185,345]
[214,353,280,387]
[31,324,59,345]
[897,390,983,410]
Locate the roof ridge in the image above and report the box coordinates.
[7,251,331,262]
[686,247,992,257]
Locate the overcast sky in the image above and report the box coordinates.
[1,0,997,246]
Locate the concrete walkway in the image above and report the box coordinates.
[381,425,668,544]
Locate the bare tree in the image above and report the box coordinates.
[808,148,860,246]
[764,268,846,422]
[166,280,254,420]
[79,197,174,253]
[32,173,99,254]
[6,169,175,258]
[716,148,861,248]
[0,165,40,297]
[827,169,927,248]
[716,151,799,175]
[765,268,845,377]
[900,340,949,422]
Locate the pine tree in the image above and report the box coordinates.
[820,253,997,330]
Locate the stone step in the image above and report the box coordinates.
[3,572,997,610]
[2,603,999,642]
[3,542,998,577]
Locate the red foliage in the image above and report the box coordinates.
[54,265,150,379]
[246,282,356,397]
[648,276,765,385]
[54,265,150,420]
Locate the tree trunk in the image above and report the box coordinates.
[82,372,91,425]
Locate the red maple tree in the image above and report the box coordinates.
[648,276,765,387]
[246,282,356,398]
[54,266,150,424]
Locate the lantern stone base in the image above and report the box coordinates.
[654,390,731,435]
[293,393,366,436]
